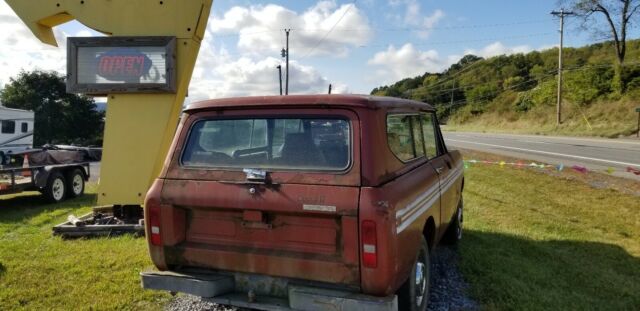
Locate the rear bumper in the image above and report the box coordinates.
[141,270,397,311]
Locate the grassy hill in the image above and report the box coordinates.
[371,40,640,137]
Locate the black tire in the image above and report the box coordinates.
[443,197,463,244]
[0,152,6,165]
[44,171,67,203]
[398,236,430,311]
[66,168,85,198]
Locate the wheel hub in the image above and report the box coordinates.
[415,260,427,306]
[73,175,83,194]
[457,206,463,239]
[52,179,65,201]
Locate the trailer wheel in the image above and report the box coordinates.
[66,168,85,198]
[44,171,67,203]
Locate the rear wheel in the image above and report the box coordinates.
[443,198,463,244]
[66,169,85,198]
[398,236,430,311]
[44,171,67,203]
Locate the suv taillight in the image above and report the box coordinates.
[148,204,162,246]
[361,220,377,268]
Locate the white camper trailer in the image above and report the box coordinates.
[0,104,34,164]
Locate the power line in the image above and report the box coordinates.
[211,19,554,38]
[419,60,485,92]
[361,32,556,49]
[212,32,556,60]
[434,61,640,109]
[300,0,357,58]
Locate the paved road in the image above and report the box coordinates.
[443,132,640,181]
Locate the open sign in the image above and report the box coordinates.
[67,37,176,95]
[96,49,153,82]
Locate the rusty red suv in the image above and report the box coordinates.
[141,95,464,311]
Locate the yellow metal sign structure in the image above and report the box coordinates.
[6,0,214,205]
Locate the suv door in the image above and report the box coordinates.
[421,113,459,237]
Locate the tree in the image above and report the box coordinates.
[564,0,640,91]
[0,70,104,146]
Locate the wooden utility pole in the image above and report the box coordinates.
[551,9,574,126]
[276,65,283,95]
[450,82,455,107]
[285,29,290,95]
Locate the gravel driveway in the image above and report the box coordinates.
[166,245,477,311]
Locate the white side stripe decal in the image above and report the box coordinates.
[395,164,463,234]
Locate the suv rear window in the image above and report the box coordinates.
[182,117,351,171]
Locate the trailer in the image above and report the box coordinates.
[0,104,34,165]
[0,156,90,203]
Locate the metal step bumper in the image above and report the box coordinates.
[140,270,397,311]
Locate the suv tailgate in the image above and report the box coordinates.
[160,179,360,286]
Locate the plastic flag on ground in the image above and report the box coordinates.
[572,165,588,173]
[462,159,639,176]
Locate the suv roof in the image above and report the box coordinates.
[184,94,435,112]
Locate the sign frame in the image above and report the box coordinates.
[67,36,177,95]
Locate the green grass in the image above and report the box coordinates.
[447,95,640,138]
[1,167,639,310]
[0,185,170,310]
[459,163,640,310]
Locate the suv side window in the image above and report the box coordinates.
[411,115,425,158]
[421,113,440,159]
[387,114,425,162]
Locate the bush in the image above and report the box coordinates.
[565,67,612,105]
[465,83,499,105]
[529,79,557,107]
[503,76,529,92]
[514,92,535,112]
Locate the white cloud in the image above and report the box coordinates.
[188,55,334,102]
[187,23,341,103]
[368,43,450,82]
[0,2,69,88]
[210,1,372,58]
[367,41,544,84]
[387,0,444,39]
[464,42,532,58]
[418,10,445,38]
[186,1,367,100]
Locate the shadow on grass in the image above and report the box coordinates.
[0,262,5,278]
[459,230,640,310]
[0,193,97,225]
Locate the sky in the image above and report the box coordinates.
[0,0,635,104]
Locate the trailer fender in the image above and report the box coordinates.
[34,167,56,188]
